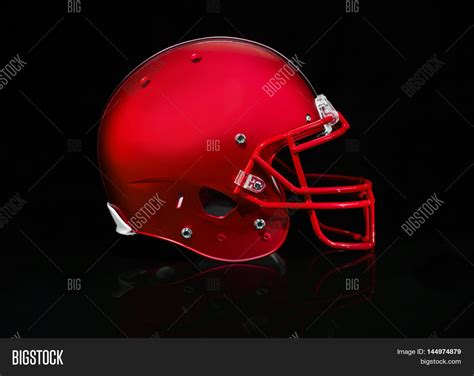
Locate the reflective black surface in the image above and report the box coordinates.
[2,233,472,337]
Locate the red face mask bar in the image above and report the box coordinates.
[234,95,375,251]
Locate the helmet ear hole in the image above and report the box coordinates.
[199,187,237,218]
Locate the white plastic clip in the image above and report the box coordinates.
[234,170,266,193]
[315,94,339,131]
[107,202,136,236]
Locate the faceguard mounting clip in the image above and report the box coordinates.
[315,94,339,130]
[234,170,266,193]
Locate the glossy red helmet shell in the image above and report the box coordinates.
[98,37,375,262]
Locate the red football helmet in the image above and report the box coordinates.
[98,37,375,262]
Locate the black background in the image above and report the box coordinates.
[0,0,472,338]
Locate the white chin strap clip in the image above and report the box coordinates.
[315,94,339,134]
[107,202,136,236]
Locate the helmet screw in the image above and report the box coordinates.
[305,114,312,122]
[254,218,266,230]
[181,227,193,239]
[253,181,263,191]
[235,133,246,145]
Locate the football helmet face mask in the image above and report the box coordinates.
[98,37,375,262]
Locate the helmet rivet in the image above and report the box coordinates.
[190,53,201,63]
[254,218,266,230]
[305,114,312,122]
[181,227,193,239]
[140,76,151,88]
[235,133,246,145]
